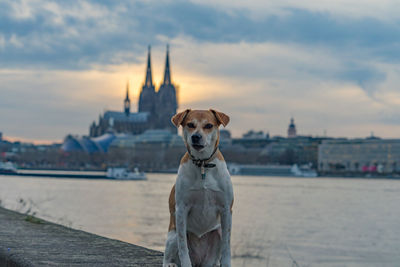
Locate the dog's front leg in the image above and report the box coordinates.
[176,204,191,267]
[220,206,232,267]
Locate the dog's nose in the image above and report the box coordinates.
[191,133,202,144]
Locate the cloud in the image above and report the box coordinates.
[170,38,400,138]
[1,1,400,68]
[0,0,397,95]
[1,39,400,142]
[172,38,387,95]
[2,0,400,141]
[0,34,5,49]
[190,0,400,20]
[0,67,141,142]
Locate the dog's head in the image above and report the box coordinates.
[172,109,230,159]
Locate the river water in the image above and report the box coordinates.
[0,173,399,266]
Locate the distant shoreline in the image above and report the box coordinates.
[2,168,400,180]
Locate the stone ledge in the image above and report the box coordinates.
[0,207,163,266]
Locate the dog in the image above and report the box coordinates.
[163,109,234,267]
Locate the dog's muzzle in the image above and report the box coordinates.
[191,133,204,151]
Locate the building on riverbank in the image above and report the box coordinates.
[108,129,185,171]
[62,133,116,153]
[318,138,400,174]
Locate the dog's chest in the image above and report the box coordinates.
[186,173,225,209]
[179,162,228,206]
[188,173,220,191]
[186,179,225,236]
[188,187,224,208]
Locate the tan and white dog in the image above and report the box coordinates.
[163,109,234,267]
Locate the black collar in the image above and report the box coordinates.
[188,146,218,179]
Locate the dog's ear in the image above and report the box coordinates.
[210,109,230,127]
[171,109,191,127]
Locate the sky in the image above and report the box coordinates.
[1,0,400,143]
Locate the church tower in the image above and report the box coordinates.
[287,117,297,138]
[124,82,131,116]
[138,46,156,115]
[156,45,178,133]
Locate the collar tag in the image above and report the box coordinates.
[201,161,206,179]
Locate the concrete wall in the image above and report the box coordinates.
[0,207,163,266]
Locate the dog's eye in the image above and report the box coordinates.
[187,123,195,128]
[204,123,213,129]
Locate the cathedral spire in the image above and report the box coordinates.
[139,46,156,113]
[124,81,131,116]
[125,81,130,100]
[145,45,153,87]
[163,44,171,85]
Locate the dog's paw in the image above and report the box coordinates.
[164,263,178,267]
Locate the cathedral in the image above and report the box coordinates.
[89,45,178,137]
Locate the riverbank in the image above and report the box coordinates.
[319,172,400,179]
[11,168,400,180]
[0,207,163,266]
[0,171,106,179]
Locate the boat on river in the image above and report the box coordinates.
[228,163,317,177]
[106,167,146,180]
[0,162,17,174]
